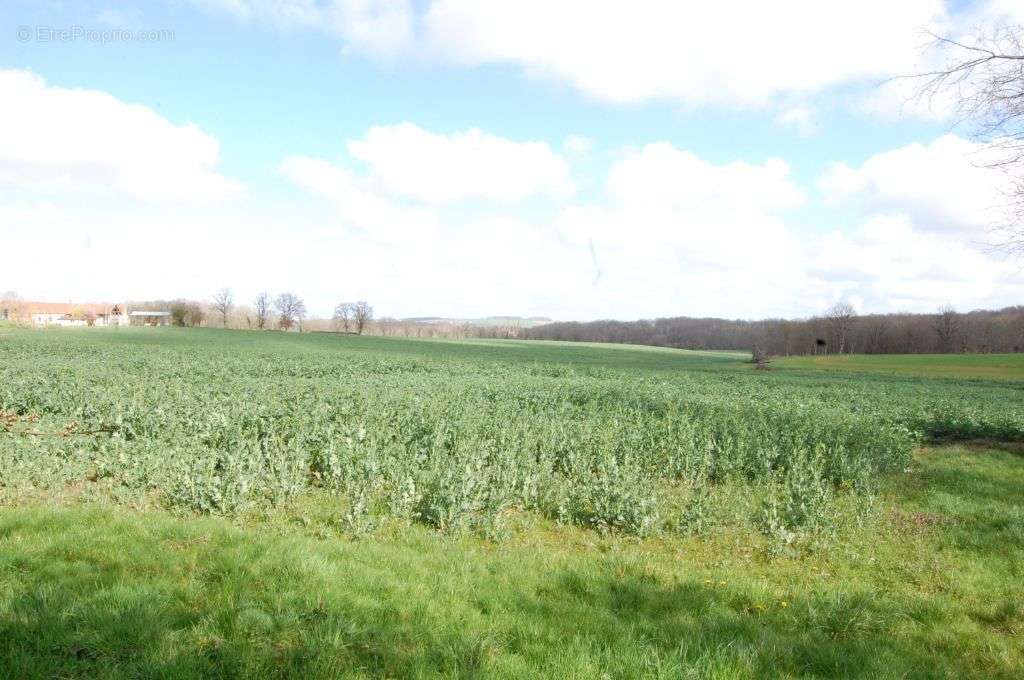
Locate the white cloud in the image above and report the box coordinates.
[192,1,956,112]
[0,202,358,313]
[549,139,1024,317]
[192,0,415,57]
[554,204,809,317]
[626,205,1023,317]
[421,1,947,107]
[11,183,1018,322]
[329,0,416,57]
[280,123,575,254]
[563,134,593,155]
[0,70,241,201]
[812,214,1013,309]
[818,134,1011,234]
[552,146,815,318]
[280,155,438,241]
[859,76,959,122]
[337,123,573,204]
[280,136,818,318]
[277,133,1022,319]
[286,122,577,208]
[6,94,1019,321]
[191,0,326,24]
[987,0,1024,22]
[607,142,804,211]
[775,106,820,136]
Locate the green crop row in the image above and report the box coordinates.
[2,329,1021,540]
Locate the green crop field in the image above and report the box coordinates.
[1,328,1022,678]
[777,352,1024,380]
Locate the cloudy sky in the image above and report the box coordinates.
[2,0,1023,320]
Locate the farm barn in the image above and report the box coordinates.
[130,311,172,326]
[0,301,130,327]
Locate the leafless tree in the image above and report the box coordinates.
[912,23,1024,254]
[1,291,20,302]
[333,302,354,333]
[934,305,961,352]
[212,288,233,327]
[353,301,373,335]
[825,302,857,354]
[274,293,307,331]
[187,302,206,327]
[254,292,271,330]
[861,317,893,354]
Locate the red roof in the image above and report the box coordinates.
[6,301,126,316]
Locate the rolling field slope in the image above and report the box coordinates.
[1,328,1022,678]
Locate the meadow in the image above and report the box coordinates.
[1,327,1022,677]
[777,352,1024,381]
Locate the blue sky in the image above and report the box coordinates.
[2,0,1022,320]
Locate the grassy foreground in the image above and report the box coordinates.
[1,445,1022,679]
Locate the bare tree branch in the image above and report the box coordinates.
[254,292,271,330]
[909,22,1024,253]
[353,301,373,335]
[212,288,233,328]
[333,302,354,333]
[274,293,307,331]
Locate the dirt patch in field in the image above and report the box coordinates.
[889,509,949,534]
[923,439,1024,457]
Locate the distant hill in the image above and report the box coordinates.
[401,316,552,328]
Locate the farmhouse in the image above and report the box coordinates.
[0,301,130,327]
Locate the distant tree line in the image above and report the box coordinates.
[369,318,528,340]
[524,305,1024,356]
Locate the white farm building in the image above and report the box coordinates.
[0,301,131,327]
